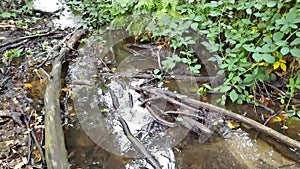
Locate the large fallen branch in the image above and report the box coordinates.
[134,87,300,150]
[44,29,86,169]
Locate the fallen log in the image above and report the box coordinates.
[44,29,86,169]
[134,87,300,150]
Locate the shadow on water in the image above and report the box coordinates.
[65,32,300,169]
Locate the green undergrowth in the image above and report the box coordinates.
[0,0,41,27]
[0,1,34,19]
[66,0,300,118]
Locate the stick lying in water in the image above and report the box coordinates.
[134,87,300,150]
[118,117,162,169]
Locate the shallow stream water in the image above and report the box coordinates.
[65,32,300,169]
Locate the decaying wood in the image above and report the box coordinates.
[44,29,86,169]
[134,87,300,150]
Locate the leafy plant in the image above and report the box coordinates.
[0,1,34,19]
[66,0,300,117]
[2,48,24,64]
[161,54,181,72]
[284,75,300,117]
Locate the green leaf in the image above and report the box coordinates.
[267,1,277,7]
[229,89,238,102]
[290,48,300,57]
[193,16,202,22]
[286,8,298,22]
[252,53,262,62]
[291,38,300,46]
[280,47,289,55]
[181,58,191,64]
[193,64,201,69]
[275,40,287,46]
[220,85,232,93]
[1,12,14,18]
[254,4,262,10]
[263,37,272,43]
[153,69,160,74]
[244,74,254,84]
[273,32,284,41]
[243,44,255,52]
[276,19,287,25]
[297,111,300,118]
[262,54,275,63]
[259,44,276,53]
[246,8,252,15]
[191,22,198,30]
[242,19,252,25]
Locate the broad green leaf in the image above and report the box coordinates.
[291,38,300,46]
[275,40,287,47]
[242,19,252,25]
[267,1,277,7]
[289,23,298,29]
[259,44,276,53]
[229,89,238,102]
[254,4,262,10]
[276,19,287,25]
[181,58,191,64]
[246,8,252,14]
[280,47,289,55]
[193,64,201,69]
[153,69,160,74]
[273,32,284,41]
[243,74,254,84]
[243,44,255,52]
[290,48,300,57]
[191,22,198,30]
[286,8,298,22]
[263,37,272,43]
[220,85,232,93]
[1,12,14,18]
[262,54,275,63]
[193,16,202,22]
[252,53,262,62]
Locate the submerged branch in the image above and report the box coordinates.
[134,87,300,150]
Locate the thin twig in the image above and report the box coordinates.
[36,28,79,68]
[24,116,45,164]
[263,111,282,126]
[163,110,204,119]
[145,104,176,127]
[0,30,57,49]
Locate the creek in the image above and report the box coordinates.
[65,31,300,168]
[28,1,300,168]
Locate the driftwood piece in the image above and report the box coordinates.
[135,87,300,150]
[44,29,86,169]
